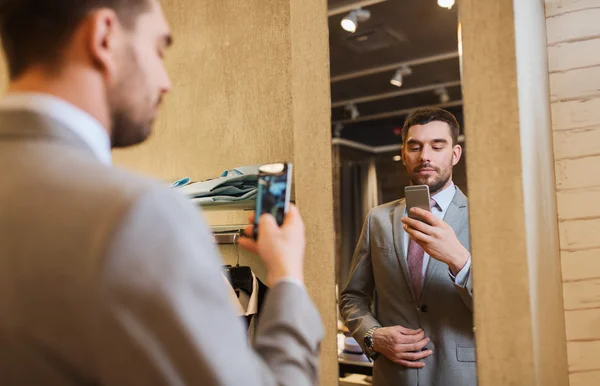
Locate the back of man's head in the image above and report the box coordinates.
[0,0,150,79]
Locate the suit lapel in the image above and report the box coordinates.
[392,200,416,300]
[443,190,468,233]
[421,187,468,297]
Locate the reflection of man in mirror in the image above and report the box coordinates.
[340,108,475,386]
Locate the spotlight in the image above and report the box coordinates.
[341,8,371,33]
[393,155,402,162]
[344,103,360,120]
[438,0,455,9]
[390,65,412,87]
[434,86,450,104]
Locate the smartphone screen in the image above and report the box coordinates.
[253,163,292,239]
[404,185,431,223]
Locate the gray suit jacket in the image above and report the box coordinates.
[0,110,323,385]
[339,189,476,386]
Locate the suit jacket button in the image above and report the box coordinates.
[420,305,429,312]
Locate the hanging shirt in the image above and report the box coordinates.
[222,272,259,317]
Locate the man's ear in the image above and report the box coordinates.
[85,9,121,81]
[452,144,462,166]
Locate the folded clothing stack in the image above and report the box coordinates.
[173,166,259,205]
[338,335,370,363]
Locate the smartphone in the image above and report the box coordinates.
[404,185,431,223]
[253,162,293,240]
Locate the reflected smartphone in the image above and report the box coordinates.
[253,162,293,240]
[404,185,431,223]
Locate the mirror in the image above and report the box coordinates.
[329,1,476,385]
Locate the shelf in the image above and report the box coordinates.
[195,199,255,212]
[213,231,245,244]
[211,225,248,233]
[338,358,373,368]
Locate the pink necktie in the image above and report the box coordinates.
[407,198,438,302]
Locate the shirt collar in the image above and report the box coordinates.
[0,92,112,165]
[431,182,456,213]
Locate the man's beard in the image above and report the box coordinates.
[110,102,154,148]
[107,47,156,148]
[408,162,453,195]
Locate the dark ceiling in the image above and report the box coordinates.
[327,0,462,146]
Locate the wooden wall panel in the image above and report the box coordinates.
[555,155,600,190]
[548,38,600,73]
[545,0,600,17]
[553,127,600,161]
[551,98,600,131]
[113,0,295,181]
[559,218,600,252]
[459,0,569,384]
[564,309,600,341]
[546,6,600,45]
[288,0,337,384]
[570,370,600,386]
[550,66,600,102]
[562,278,600,311]
[561,248,600,282]
[545,1,600,380]
[567,341,600,373]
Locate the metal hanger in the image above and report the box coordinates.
[234,231,241,266]
[226,231,253,295]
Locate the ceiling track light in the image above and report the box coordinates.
[434,86,450,103]
[438,0,455,10]
[344,103,360,120]
[390,65,413,87]
[341,7,371,33]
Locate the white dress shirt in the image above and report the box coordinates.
[401,183,471,287]
[0,92,112,165]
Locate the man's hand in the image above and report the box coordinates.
[372,326,433,368]
[238,205,305,287]
[401,208,470,275]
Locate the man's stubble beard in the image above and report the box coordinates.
[107,46,154,148]
[408,158,454,195]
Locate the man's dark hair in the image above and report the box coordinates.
[401,108,460,146]
[0,0,151,80]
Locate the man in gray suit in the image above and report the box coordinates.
[340,108,476,386]
[0,0,322,385]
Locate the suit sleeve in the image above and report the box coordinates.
[93,186,323,386]
[338,211,381,352]
[452,262,474,312]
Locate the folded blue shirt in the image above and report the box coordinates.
[191,189,257,204]
[175,166,259,200]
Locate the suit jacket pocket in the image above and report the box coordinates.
[456,346,476,362]
[372,244,393,254]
